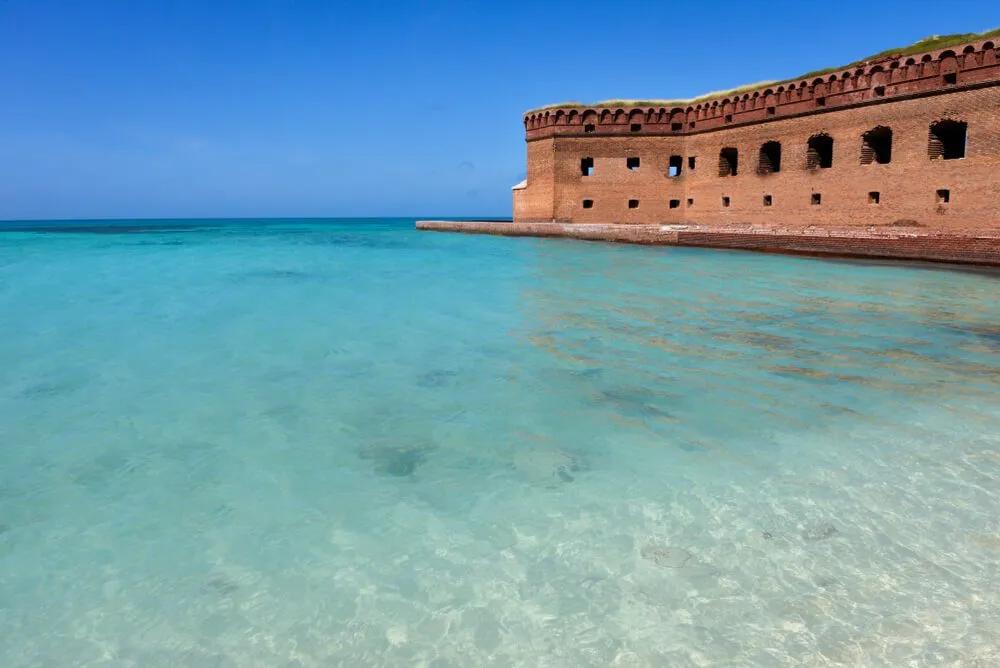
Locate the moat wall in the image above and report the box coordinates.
[515,38,1000,233]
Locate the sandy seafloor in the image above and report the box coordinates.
[1,218,998,666]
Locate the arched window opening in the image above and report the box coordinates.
[861,127,892,165]
[719,148,739,177]
[806,134,834,169]
[757,141,782,175]
[928,120,967,160]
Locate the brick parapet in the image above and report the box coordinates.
[523,38,1000,141]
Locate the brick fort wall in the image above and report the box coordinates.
[514,38,1000,233]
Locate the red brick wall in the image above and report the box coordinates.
[512,139,556,222]
[514,39,1000,233]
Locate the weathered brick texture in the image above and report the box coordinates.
[514,38,1000,236]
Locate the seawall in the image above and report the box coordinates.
[416,220,1000,266]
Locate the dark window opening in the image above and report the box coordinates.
[584,123,596,133]
[757,141,782,174]
[719,148,739,176]
[688,156,697,170]
[580,157,594,176]
[936,189,950,204]
[763,195,773,206]
[630,123,642,132]
[722,196,731,207]
[582,199,594,209]
[874,86,886,97]
[811,193,822,205]
[687,198,694,207]
[668,155,683,177]
[628,199,639,209]
[806,133,834,169]
[724,114,733,123]
[626,157,640,171]
[928,120,967,160]
[943,72,957,85]
[689,121,696,129]
[766,106,776,116]
[861,127,892,164]
[669,199,681,209]
[816,96,826,107]
[868,191,880,204]
[671,122,682,131]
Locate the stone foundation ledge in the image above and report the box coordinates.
[415,220,1000,266]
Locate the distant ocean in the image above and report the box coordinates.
[1,218,998,665]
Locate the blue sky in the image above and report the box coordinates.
[0,1,995,220]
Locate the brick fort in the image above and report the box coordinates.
[419,33,1000,265]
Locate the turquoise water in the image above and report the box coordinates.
[1,218,998,666]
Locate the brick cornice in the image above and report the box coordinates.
[524,39,1000,141]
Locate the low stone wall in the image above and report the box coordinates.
[415,221,1000,266]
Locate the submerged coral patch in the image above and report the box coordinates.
[595,386,674,419]
[358,442,435,478]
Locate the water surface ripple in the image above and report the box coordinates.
[1,218,998,665]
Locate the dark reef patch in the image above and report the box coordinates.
[359,442,435,478]
[303,232,411,250]
[416,369,458,388]
[595,386,674,419]
[20,376,88,399]
[640,543,692,568]
[203,575,240,596]
[554,451,586,482]
[802,523,839,542]
[946,323,1000,349]
[230,269,318,282]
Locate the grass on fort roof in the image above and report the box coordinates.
[526,28,1000,114]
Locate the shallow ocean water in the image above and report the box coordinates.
[0,218,998,666]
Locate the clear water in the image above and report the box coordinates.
[1,218,998,666]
